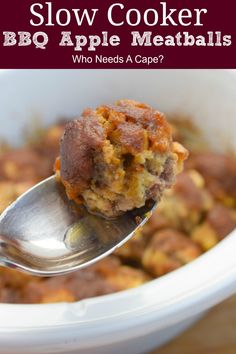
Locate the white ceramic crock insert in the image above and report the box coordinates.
[0,70,235,354]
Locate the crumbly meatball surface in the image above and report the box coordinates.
[56,100,188,217]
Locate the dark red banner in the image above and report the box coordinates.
[0,0,235,68]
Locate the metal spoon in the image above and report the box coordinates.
[0,176,156,276]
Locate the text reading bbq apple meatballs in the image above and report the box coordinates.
[2,2,232,52]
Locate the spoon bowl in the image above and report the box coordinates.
[0,176,156,276]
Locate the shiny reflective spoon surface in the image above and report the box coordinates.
[0,176,156,276]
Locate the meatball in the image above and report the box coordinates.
[156,170,213,233]
[187,152,236,204]
[55,100,188,218]
[93,256,150,290]
[142,228,202,276]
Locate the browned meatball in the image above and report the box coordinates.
[22,268,116,304]
[93,256,150,290]
[56,100,188,218]
[142,229,202,276]
[157,170,213,233]
[187,152,236,203]
[191,204,236,251]
[0,148,50,183]
[114,230,147,263]
[206,204,236,239]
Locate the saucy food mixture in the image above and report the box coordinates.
[55,100,187,218]
[0,117,236,303]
